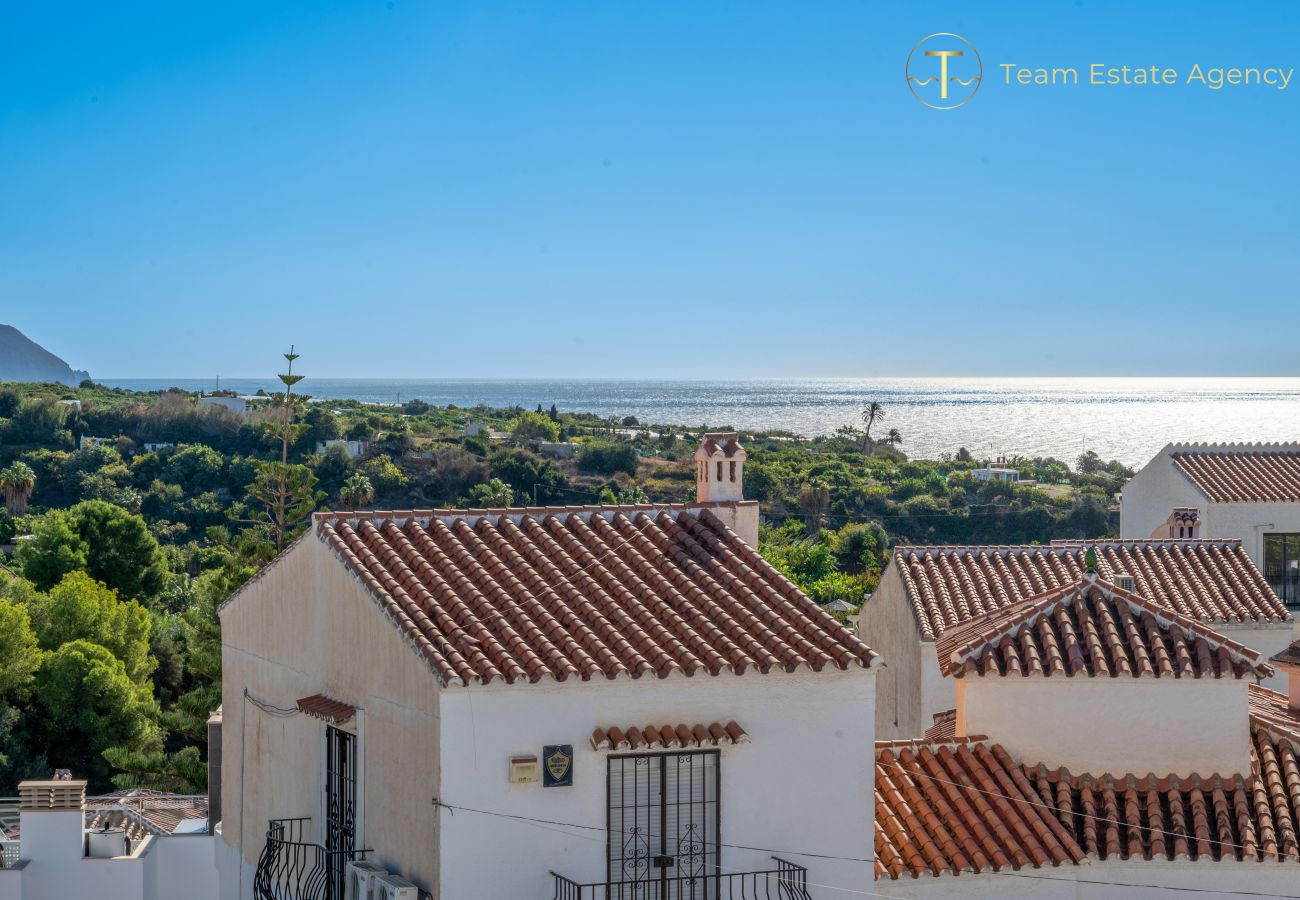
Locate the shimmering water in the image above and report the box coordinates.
[101,377,1300,469]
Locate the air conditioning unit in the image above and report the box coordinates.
[373,872,419,900]
[345,860,389,900]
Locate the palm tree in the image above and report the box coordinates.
[885,428,903,448]
[339,473,374,512]
[797,479,830,537]
[0,461,36,516]
[860,402,885,451]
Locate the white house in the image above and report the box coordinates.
[971,467,1019,483]
[197,393,250,415]
[858,539,1292,739]
[1122,442,1300,608]
[315,439,369,460]
[0,779,216,900]
[216,434,878,899]
[873,575,1300,898]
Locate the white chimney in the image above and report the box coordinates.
[694,433,746,503]
[1270,642,1300,713]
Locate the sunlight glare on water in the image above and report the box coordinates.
[103,376,1300,468]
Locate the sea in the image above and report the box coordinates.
[100,377,1300,469]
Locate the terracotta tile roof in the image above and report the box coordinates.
[1270,640,1300,669]
[5,792,209,841]
[296,694,356,724]
[590,721,748,751]
[922,710,957,743]
[1248,684,1300,741]
[874,738,1086,879]
[86,791,208,836]
[935,577,1272,680]
[875,715,1300,880]
[892,540,1288,641]
[696,432,746,458]
[316,504,876,687]
[1171,445,1300,503]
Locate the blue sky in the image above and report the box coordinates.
[1,1,1296,378]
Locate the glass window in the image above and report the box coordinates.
[1264,534,1300,608]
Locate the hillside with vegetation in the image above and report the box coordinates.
[0,362,1130,791]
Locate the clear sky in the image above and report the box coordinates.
[1,1,1296,378]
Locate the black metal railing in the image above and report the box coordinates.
[552,857,813,900]
[253,817,369,900]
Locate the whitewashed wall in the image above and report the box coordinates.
[2,809,215,900]
[436,666,876,900]
[859,566,924,738]
[959,675,1253,775]
[219,537,443,896]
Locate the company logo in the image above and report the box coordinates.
[906,33,982,109]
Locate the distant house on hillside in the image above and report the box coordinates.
[197,392,249,415]
[1123,442,1300,606]
[972,456,1020,483]
[315,439,368,460]
[215,434,877,900]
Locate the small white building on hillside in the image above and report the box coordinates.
[0,779,216,900]
[859,539,1292,739]
[1122,442,1300,608]
[197,393,250,415]
[873,576,1300,898]
[216,434,878,900]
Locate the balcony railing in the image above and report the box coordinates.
[552,857,813,900]
[253,818,369,900]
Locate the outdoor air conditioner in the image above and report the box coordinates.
[373,872,419,900]
[345,860,389,900]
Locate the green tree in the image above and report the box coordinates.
[19,501,169,601]
[242,462,323,555]
[102,744,206,794]
[15,511,88,592]
[885,428,903,448]
[508,411,561,442]
[797,479,831,537]
[340,473,375,511]
[860,401,885,451]
[27,572,156,684]
[0,461,37,515]
[0,588,40,771]
[468,477,515,507]
[31,640,160,790]
[0,589,42,699]
[360,457,407,495]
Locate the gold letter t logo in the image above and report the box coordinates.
[924,50,964,100]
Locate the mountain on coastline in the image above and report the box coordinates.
[0,324,90,385]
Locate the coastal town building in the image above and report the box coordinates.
[197,392,250,415]
[858,539,1292,739]
[314,438,369,459]
[215,434,876,899]
[971,458,1021,483]
[873,576,1300,898]
[0,779,215,900]
[1122,442,1300,607]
